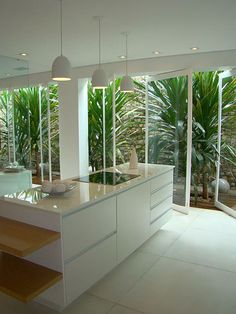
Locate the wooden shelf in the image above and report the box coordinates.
[0,252,62,302]
[0,217,60,257]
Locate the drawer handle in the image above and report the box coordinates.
[151,195,172,210]
[64,230,117,264]
[151,181,173,194]
[150,208,172,225]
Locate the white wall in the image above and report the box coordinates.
[58,78,80,179]
[78,79,89,177]
[58,78,89,179]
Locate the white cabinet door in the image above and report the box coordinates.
[117,182,150,263]
[65,234,116,304]
[63,197,116,260]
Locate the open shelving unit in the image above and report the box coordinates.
[0,216,62,302]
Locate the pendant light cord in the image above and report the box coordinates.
[125,32,128,75]
[98,17,101,68]
[60,0,63,56]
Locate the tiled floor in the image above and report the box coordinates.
[2,208,236,314]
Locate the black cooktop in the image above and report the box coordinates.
[74,171,140,186]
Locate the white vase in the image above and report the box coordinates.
[129,147,138,169]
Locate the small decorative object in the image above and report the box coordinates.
[41,180,77,195]
[211,178,230,193]
[41,180,53,193]
[129,146,138,169]
[4,161,25,173]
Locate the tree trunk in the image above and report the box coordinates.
[202,172,209,199]
[35,150,40,178]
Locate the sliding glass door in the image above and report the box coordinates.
[147,70,192,212]
[215,70,236,217]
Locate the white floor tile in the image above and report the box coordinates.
[191,210,236,235]
[0,293,114,314]
[108,304,144,314]
[0,294,56,314]
[62,293,114,314]
[139,228,180,256]
[119,257,236,314]
[88,251,159,302]
[161,210,198,234]
[164,228,236,272]
[3,208,236,314]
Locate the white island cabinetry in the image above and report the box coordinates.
[117,182,150,263]
[0,163,173,311]
[63,197,117,304]
[149,170,173,235]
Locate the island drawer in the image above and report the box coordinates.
[150,170,173,193]
[150,210,172,236]
[64,234,116,304]
[150,196,172,223]
[151,183,173,208]
[62,197,116,260]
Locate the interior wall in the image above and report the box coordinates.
[58,79,80,180]
[78,79,89,177]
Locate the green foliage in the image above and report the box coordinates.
[0,85,59,176]
[192,72,236,199]
[88,79,140,171]
[135,72,236,203]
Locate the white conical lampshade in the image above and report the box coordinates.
[52,55,71,81]
[120,75,134,92]
[92,68,108,89]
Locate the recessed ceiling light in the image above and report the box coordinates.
[191,47,199,51]
[19,52,28,56]
[119,55,126,59]
[153,51,160,55]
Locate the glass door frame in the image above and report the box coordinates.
[39,83,57,183]
[146,69,193,214]
[215,69,236,218]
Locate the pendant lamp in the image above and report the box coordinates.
[92,17,108,89]
[120,32,134,92]
[52,0,71,81]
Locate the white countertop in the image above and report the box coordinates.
[0,163,173,216]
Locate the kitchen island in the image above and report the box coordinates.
[0,163,173,311]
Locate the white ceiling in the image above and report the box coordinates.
[0,0,236,76]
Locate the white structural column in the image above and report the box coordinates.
[145,78,149,164]
[46,86,52,182]
[59,78,88,179]
[39,85,44,181]
[11,91,16,162]
[78,79,89,176]
[112,74,116,168]
[215,73,223,203]
[185,71,193,208]
[7,92,11,162]
[103,89,106,170]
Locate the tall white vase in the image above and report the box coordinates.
[129,147,138,169]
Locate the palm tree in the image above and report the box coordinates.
[0,86,60,178]
[135,72,236,205]
[88,79,140,171]
[135,76,188,182]
[192,72,236,201]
